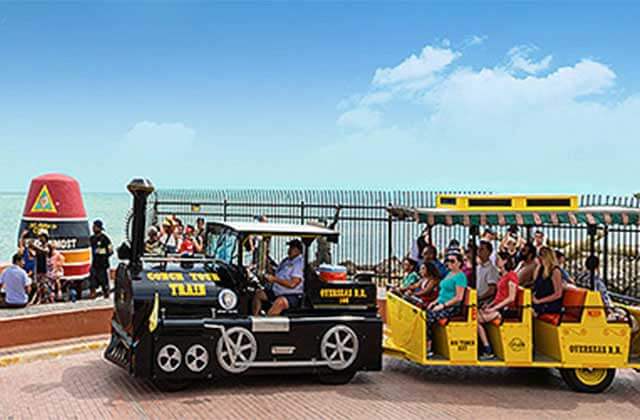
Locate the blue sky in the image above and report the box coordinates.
[1,2,639,194]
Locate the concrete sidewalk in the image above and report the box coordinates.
[2,350,640,419]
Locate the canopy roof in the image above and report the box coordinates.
[388,206,640,226]
[207,221,339,241]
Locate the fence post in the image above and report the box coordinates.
[301,200,305,224]
[223,199,228,222]
[387,203,393,285]
[603,225,609,286]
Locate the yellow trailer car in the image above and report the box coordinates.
[384,199,640,393]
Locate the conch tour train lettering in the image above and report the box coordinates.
[100,180,640,394]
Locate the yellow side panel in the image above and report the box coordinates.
[487,289,533,363]
[559,292,630,366]
[434,289,478,362]
[385,293,427,363]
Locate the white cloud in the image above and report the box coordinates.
[337,107,382,130]
[331,40,638,192]
[507,45,552,74]
[372,46,460,86]
[466,35,488,46]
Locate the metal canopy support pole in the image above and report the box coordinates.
[387,204,393,286]
[587,224,597,290]
[603,225,609,287]
[470,225,479,288]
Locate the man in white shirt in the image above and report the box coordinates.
[0,254,32,308]
[476,241,499,304]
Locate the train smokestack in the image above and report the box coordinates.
[127,178,154,273]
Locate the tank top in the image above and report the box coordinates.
[533,266,563,314]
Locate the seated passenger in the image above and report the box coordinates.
[477,241,499,305]
[396,257,419,294]
[576,256,634,325]
[405,262,441,306]
[425,252,467,357]
[516,242,538,289]
[178,225,201,256]
[555,249,576,287]
[477,252,519,360]
[252,239,305,316]
[462,244,476,285]
[532,246,564,317]
[144,227,164,255]
[422,245,448,279]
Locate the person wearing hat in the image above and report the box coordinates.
[89,220,113,299]
[252,238,305,316]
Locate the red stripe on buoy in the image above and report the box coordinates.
[63,263,91,278]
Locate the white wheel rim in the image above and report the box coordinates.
[216,327,257,374]
[185,344,209,373]
[157,344,182,373]
[321,325,359,370]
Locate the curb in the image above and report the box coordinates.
[0,339,108,368]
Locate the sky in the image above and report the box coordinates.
[1,1,639,194]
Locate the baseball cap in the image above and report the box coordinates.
[286,239,304,251]
[93,219,105,230]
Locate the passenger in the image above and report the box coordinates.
[422,244,448,279]
[499,226,522,258]
[532,247,564,316]
[481,228,498,264]
[144,226,164,255]
[195,217,206,243]
[516,242,538,289]
[178,225,200,256]
[477,252,519,360]
[405,262,441,306]
[159,217,178,254]
[252,239,305,316]
[396,257,419,293]
[410,228,431,264]
[476,241,499,305]
[425,252,467,357]
[554,249,576,287]
[0,254,32,308]
[462,244,476,285]
[533,230,546,252]
[576,256,631,324]
[445,239,462,256]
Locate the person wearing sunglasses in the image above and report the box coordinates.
[425,252,468,357]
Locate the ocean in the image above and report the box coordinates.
[0,192,131,262]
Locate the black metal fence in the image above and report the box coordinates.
[150,189,640,301]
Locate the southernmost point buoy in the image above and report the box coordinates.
[18,174,91,280]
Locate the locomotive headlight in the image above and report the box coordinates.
[218,289,237,310]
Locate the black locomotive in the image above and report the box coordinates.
[104,179,382,390]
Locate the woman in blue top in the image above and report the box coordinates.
[426,252,468,356]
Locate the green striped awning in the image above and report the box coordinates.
[387,206,640,226]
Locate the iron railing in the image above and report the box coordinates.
[149,189,640,299]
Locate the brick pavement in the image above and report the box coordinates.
[2,350,640,419]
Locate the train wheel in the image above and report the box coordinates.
[559,368,616,393]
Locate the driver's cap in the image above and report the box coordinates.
[286,239,304,251]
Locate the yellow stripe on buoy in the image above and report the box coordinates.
[60,248,91,264]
